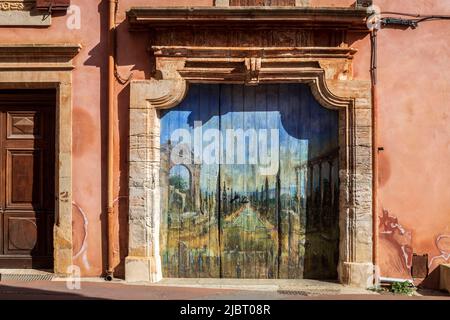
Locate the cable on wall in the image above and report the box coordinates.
[380,12,450,28]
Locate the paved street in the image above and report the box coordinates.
[0,279,448,300]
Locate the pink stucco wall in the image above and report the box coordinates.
[0,0,109,277]
[0,0,449,286]
[373,0,450,286]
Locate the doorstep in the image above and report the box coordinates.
[140,278,377,296]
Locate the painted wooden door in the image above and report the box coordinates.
[160,84,339,279]
[0,90,55,269]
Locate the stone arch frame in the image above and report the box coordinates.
[0,44,80,276]
[127,55,373,286]
[126,7,373,287]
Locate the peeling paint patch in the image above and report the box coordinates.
[379,209,413,270]
[72,201,90,271]
[429,234,450,268]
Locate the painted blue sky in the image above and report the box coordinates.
[161,84,338,194]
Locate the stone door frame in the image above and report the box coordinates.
[0,44,80,276]
[126,7,373,287]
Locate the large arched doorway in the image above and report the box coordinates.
[126,6,374,286]
[160,84,340,279]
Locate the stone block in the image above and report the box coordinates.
[355,109,372,127]
[0,9,51,27]
[125,256,162,283]
[341,262,374,288]
[128,219,150,250]
[440,264,450,293]
[295,0,310,7]
[214,0,229,6]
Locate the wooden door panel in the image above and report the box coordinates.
[0,90,55,268]
[220,84,280,279]
[7,111,42,140]
[3,213,39,255]
[6,149,43,209]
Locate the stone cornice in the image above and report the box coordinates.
[0,1,34,11]
[153,46,357,59]
[0,44,81,70]
[152,46,357,85]
[127,7,370,31]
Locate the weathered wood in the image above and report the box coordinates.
[0,90,55,268]
[160,83,339,279]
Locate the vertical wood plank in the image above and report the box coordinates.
[255,84,268,279]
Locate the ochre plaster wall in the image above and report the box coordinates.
[372,0,450,286]
[0,0,449,287]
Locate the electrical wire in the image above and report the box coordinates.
[381,11,450,19]
[379,11,450,28]
[370,30,377,85]
[415,16,450,23]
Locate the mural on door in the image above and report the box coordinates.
[160,84,340,279]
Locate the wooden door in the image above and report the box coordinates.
[160,84,339,279]
[219,84,280,279]
[160,85,222,278]
[0,90,55,269]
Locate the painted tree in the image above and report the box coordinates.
[265,177,269,212]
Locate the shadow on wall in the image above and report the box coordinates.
[113,9,154,278]
[116,85,131,278]
[76,0,109,278]
[81,0,151,278]
[420,267,441,290]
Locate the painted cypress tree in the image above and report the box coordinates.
[222,181,228,215]
[215,174,221,221]
[265,177,269,213]
[230,186,234,212]
[260,185,264,206]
